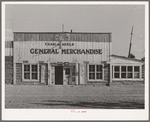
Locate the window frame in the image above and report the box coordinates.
[22,63,39,81]
[88,64,104,81]
[112,64,142,80]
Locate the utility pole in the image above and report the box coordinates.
[128,26,134,58]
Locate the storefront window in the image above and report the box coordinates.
[114,66,120,78]
[89,65,103,80]
[24,65,30,79]
[23,64,38,80]
[32,65,38,79]
[127,66,132,78]
[113,65,140,79]
[89,65,95,79]
[134,66,140,78]
[121,66,126,78]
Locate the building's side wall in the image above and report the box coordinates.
[5,56,13,84]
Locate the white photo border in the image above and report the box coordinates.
[2,1,149,120]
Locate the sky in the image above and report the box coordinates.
[5,3,145,59]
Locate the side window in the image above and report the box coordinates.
[89,65,95,80]
[112,65,140,79]
[89,65,103,80]
[24,65,30,79]
[114,66,120,78]
[96,65,102,79]
[127,66,133,78]
[32,65,38,80]
[23,64,38,81]
[134,66,140,78]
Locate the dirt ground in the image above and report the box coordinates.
[5,82,144,109]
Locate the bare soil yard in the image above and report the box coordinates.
[5,82,144,109]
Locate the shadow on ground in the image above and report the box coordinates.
[32,100,144,109]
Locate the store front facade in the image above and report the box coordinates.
[12,32,112,85]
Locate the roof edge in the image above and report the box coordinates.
[110,54,144,63]
[13,32,112,34]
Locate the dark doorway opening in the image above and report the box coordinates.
[55,66,63,85]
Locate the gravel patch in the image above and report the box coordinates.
[5,83,144,109]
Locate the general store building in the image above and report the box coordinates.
[5,32,144,85]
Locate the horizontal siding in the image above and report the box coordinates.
[14,33,111,42]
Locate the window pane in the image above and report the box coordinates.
[134,73,139,78]
[89,73,95,79]
[121,66,126,72]
[89,65,95,72]
[96,65,102,72]
[96,73,102,79]
[32,73,37,79]
[65,68,70,75]
[121,73,126,78]
[32,65,37,72]
[127,73,132,78]
[134,66,139,72]
[114,73,119,78]
[24,65,30,71]
[114,66,119,72]
[128,66,132,72]
[24,73,30,79]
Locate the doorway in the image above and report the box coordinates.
[55,66,63,85]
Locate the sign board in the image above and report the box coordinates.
[14,41,111,63]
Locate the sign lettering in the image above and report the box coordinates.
[30,48,102,54]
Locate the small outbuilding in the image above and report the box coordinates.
[110,55,144,81]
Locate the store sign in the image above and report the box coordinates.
[45,42,74,46]
[14,41,110,63]
[30,48,102,54]
[30,42,102,54]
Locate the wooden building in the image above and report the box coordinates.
[110,55,144,81]
[5,32,144,85]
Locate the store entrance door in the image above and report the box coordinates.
[55,66,63,85]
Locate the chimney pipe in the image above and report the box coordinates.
[71,30,72,33]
